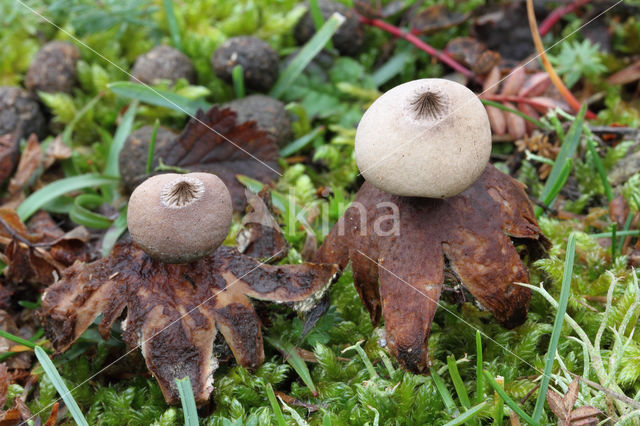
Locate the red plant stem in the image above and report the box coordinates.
[358,15,480,83]
[539,0,593,36]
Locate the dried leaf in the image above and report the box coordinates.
[487,106,507,135]
[8,134,42,197]
[564,378,580,412]
[483,66,502,95]
[410,5,468,35]
[42,136,72,169]
[0,311,31,370]
[0,408,23,426]
[546,390,567,420]
[472,50,501,75]
[0,209,90,286]
[609,195,629,227]
[158,106,280,211]
[236,189,288,261]
[0,282,10,310]
[517,102,540,133]
[0,364,8,409]
[274,390,320,412]
[501,67,526,96]
[504,102,526,139]
[41,240,339,405]
[568,406,600,425]
[316,165,548,372]
[0,131,20,185]
[42,402,59,426]
[518,73,551,97]
[446,37,485,68]
[607,60,640,85]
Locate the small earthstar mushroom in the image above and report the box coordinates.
[127,172,232,263]
[355,78,492,198]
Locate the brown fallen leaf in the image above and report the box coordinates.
[410,5,468,35]
[609,195,630,228]
[7,134,42,198]
[0,130,20,186]
[0,209,90,286]
[274,390,320,412]
[157,106,280,211]
[608,60,640,85]
[0,281,10,310]
[236,188,288,261]
[0,364,8,409]
[315,165,549,372]
[546,378,601,425]
[41,239,339,405]
[446,37,500,76]
[42,402,59,426]
[0,311,31,370]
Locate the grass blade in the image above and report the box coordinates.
[101,206,128,256]
[586,138,613,202]
[443,401,487,426]
[280,126,325,157]
[532,232,577,422]
[108,82,210,115]
[431,369,458,414]
[146,119,160,174]
[265,383,287,426]
[17,174,119,221]
[232,64,245,99]
[163,0,182,50]
[535,104,587,215]
[264,336,317,395]
[475,331,484,404]
[480,99,545,129]
[372,50,412,87]
[483,371,537,425]
[105,100,138,178]
[589,230,639,238]
[35,346,89,426]
[175,377,198,426]
[536,158,573,216]
[69,194,113,229]
[270,12,345,98]
[447,355,471,409]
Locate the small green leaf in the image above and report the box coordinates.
[108,82,210,115]
[483,372,537,425]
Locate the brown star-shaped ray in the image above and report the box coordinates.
[41,240,338,405]
[315,165,549,372]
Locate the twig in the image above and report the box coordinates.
[358,15,480,83]
[539,0,593,36]
[525,0,597,119]
[569,373,640,410]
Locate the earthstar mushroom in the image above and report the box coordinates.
[127,172,232,264]
[355,78,492,198]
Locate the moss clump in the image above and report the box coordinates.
[223,95,292,147]
[130,45,196,85]
[211,36,279,92]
